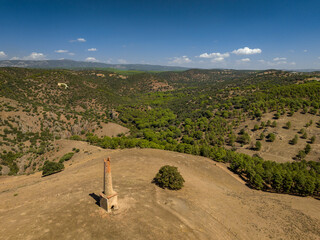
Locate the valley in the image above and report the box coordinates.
[0,67,320,239]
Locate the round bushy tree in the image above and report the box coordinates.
[42,161,64,176]
[154,165,185,190]
[255,141,262,151]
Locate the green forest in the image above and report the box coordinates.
[0,67,320,197]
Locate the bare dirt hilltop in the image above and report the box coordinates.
[0,140,320,240]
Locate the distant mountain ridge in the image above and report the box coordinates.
[0,59,189,71]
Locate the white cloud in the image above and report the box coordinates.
[232,47,262,55]
[258,59,295,66]
[236,58,251,64]
[85,57,98,62]
[68,52,75,56]
[276,61,287,64]
[273,57,287,61]
[24,52,46,60]
[241,58,250,62]
[0,51,7,58]
[303,49,308,52]
[106,58,112,64]
[318,57,320,60]
[55,49,68,53]
[70,38,86,42]
[88,48,97,51]
[169,56,192,64]
[211,57,225,62]
[118,59,128,64]
[10,57,20,60]
[199,52,230,62]
[199,52,230,58]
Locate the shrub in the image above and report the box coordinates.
[296,150,306,160]
[255,141,262,151]
[290,135,298,145]
[237,132,250,144]
[253,124,259,131]
[42,161,64,176]
[310,135,316,144]
[284,121,291,129]
[154,165,185,190]
[301,132,308,139]
[267,133,276,142]
[72,148,79,152]
[70,135,82,141]
[59,152,74,163]
[304,144,311,154]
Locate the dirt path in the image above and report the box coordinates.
[215,162,246,185]
[0,140,319,240]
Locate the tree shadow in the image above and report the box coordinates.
[151,178,163,189]
[89,193,100,206]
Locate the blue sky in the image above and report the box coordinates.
[0,0,319,69]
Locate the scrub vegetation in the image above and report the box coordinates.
[1,67,320,197]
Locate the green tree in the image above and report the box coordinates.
[296,150,306,160]
[290,135,298,145]
[251,173,264,190]
[255,141,262,151]
[283,173,293,193]
[272,171,283,192]
[267,133,276,142]
[304,144,311,154]
[304,176,315,195]
[266,120,271,126]
[310,135,316,144]
[301,132,308,139]
[284,121,291,129]
[42,161,64,176]
[237,132,250,144]
[154,165,185,190]
[59,152,74,163]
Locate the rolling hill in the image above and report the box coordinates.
[1,140,319,240]
[0,60,189,71]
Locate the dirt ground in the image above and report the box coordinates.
[94,122,129,138]
[0,140,319,240]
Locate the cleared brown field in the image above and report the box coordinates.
[233,112,320,163]
[0,140,319,240]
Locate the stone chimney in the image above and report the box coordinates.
[105,157,115,196]
[100,157,118,212]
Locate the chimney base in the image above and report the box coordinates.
[100,192,118,213]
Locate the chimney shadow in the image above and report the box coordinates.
[89,193,100,207]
